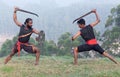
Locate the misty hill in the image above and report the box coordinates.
[0,1,119,41]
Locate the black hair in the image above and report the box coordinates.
[24,18,32,25]
[77,19,85,25]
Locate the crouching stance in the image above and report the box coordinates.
[72,9,118,65]
[4,7,40,65]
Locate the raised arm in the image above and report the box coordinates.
[13,7,22,27]
[90,9,100,27]
[72,31,81,41]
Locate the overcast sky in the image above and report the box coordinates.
[2,0,120,7]
[1,0,120,41]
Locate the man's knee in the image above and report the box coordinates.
[102,51,109,57]
[10,52,15,57]
[102,51,106,55]
[33,47,40,53]
[74,47,78,53]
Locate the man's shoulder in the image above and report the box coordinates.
[81,24,92,31]
[20,24,25,27]
[85,24,93,29]
[86,24,92,27]
[82,24,91,29]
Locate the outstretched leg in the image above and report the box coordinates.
[102,52,118,64]
[73,47,78,65]
[4,48,17,64]
[93,44,118,64]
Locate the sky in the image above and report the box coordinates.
[1,0,120,41]
[2,0,120,7]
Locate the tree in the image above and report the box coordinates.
[102,4,120,56]
[43,40,58,56]
[0,39,13,57]
[105,15,114,27]
[0,35,36,57]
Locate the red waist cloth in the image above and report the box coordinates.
[17,41,28,56]
[86,39,97,45]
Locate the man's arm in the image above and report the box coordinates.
[13,7,22,27]
[33,29,41,41]
[32,29,40,35]
[72,31,81,41]
[90,9,100,27]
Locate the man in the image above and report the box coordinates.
[72,9,118,65]
[4,7,40,65]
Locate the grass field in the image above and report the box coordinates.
[0,56,120,77]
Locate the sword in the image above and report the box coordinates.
[17,8,39,17]
[73,11,92,23]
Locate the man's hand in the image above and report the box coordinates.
[36,37,39,41]
[91,9,96,13]
[14,7,19,13]
[72,31,81,41]
[71,37,74,41]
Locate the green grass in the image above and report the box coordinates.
[1,66,14,73]
[0,56,120,77]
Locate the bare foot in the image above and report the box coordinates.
[73,62,78,65]
[35,62,39,65]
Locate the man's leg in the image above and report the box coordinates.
[73,44,92,65]
[23,44,40,65]
[73,47,78,65]
[4,48,17,64]
[102,52,118,64]
[93,44,118,64]
[33,46,40,65]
